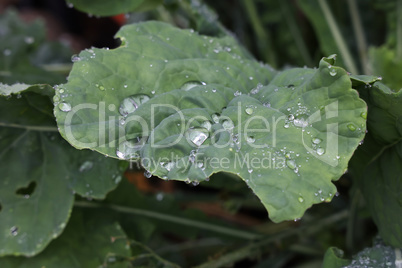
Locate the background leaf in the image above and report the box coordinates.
[0,84,126,256]
[0,10,70,85]
[66,0,163,17]
[0,208,131,267]
[350,78,402,248]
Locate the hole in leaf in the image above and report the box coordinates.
[16,181,37,198]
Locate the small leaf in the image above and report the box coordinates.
[66,0,163,16]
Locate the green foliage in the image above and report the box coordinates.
[66,0,163,16]
[0,84,126,256]
[322,238,400,268]
[54,22,366,222]
[0,209,131,267]
[0,10,70,85]
[349,77,402,248]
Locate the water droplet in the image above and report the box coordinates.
[119,94,150,117]
[156,192,164,201]
[248,169,253,173]
[245,107,254,115]
[144,170,152,178]
[212,113,220,123]
[197,162,204,169]
[312,137,322,144]
[360,112,367,119]
[114,175,122,184]
[186,128,209,146]
[53,95,60,103]
[10,226,18,236]
[24,36,34,44]
[67,2,74,8]
[298,197,304,203]
[286,159,297,170]
[192,181,200,186]
[99,85,105,91]
[329,69,337,76]
[234,90,242,96]
[79,161,93,172]
[293,117,308,128]
[3,49,11,56]
[288,114,294,121]
[284,123,290,129]
[116,138,144,159]
[71,55,81,62]
[316,148,325,155]
[347,123,356,131]
[249,76,254,80]
[201,121,212,131]
[181,81,206,91]
[162,162,174,171]
[58,102,71,112]
[246,136,255,143]
[222,120,234,130]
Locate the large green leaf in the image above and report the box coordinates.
[0,84,126,256]
[54,21,366,222]
[0,208,131,267]
[0,10,68,85]
[350,77,402,247]
[66,0,163,16]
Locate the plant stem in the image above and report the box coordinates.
[242,0,277,67]
[129,239,181,268]
[347,0,369,74]
[346,189,361,252]
[278,0,313,67]
[318,0,358,74]
[0,122,59,132]
[40,63,72,75]
[397,0,402,59]
[74,201,260,240]
[193,210,349,268]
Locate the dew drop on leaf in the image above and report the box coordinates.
[58,102,72,112]
[71,54,81,62]
[245,107,254,115]
[316,148,325,155]
[119,94,150,117]
[329,68,337,76]
[347,123,357,131]
[286,159,296,170]
[360,111,367,119]
[212,113,220,123]
[181,81,206,91]
[79,161,93,172]
[246,136,255,143]
[144,170,152,178]
[10,226,18,236]
[201,120,212,131]
[222,120,234,130]
[298,197,304,203]
[312,137,322,144]
[186,127,209,146]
